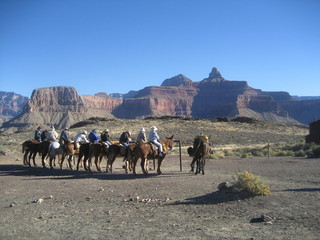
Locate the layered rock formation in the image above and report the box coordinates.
[0,91,28,125]
[1,67,318,130]
[113,67,300,124]
[2,87,118,130]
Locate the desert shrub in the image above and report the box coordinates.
[275,150,294,156]
[208,150,225,159]
[233,171,270,196]
[0,145,6,155]
[223,149,234,157]
[310,145,320,157]
[241,152,251,158]
[290,143,305,152]
[251,149,265,157]
[294,150,306,157]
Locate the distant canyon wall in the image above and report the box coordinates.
[1,67,319,130]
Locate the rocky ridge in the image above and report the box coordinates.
[1,67,319,130]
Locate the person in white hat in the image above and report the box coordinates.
[47,126,58,142]
[101,129,112,146]
[74,130,89,150]
[136,127,147,143]
[148,126,163,157]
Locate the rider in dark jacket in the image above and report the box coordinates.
[34,127,42,142]
[101,129,112,146]
[119,131,131,147]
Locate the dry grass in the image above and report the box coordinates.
[0,117,308,156]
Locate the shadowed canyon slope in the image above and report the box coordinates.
[1,68,319,130]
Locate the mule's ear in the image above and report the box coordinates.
[170,135,174,139]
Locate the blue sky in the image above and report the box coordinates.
[1,0,319,98]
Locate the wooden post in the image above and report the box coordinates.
[267,142,270,159]
[174,140,182,172]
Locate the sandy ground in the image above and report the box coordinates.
[0,152,319,240]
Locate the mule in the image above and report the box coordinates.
[39,141,51,168]
[76,143,91,171]
[132,135,174,175]
[22,140,40,166]
[106,143,136,173]
[59,142,80,170]
[86,142,109,172]
[49,142,64,169]
[189,137,211,175]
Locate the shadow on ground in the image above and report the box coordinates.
[0,164,160,181]
[169,190,251,205]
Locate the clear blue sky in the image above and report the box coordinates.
[1,0,319,98]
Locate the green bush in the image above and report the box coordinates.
[233,171,270,196]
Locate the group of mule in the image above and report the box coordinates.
[22,135,175,175]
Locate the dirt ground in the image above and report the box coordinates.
[0,151,319,240]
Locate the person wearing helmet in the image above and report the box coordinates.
[101,129,112,146]
[148,126,163,157]
[136,127,147,143]
[88,129,100,143]
[74,130,89,150]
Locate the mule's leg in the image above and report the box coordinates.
[68,155,73,170]
[60,155,65,169]
[157,158,163,175]
[195,157,200,175]
[141,157,148,175]
[190,158,196,172]
[132,156,138,175]
[106,157,113,173]
[49,152,54,169]
[23,151,28,165]
[94,155,100,172]
[201,157,205,175]
[140,157,148,174]
[41,154,47,168]
[32,152,37,166]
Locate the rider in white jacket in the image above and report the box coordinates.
[148,126,163,157]
[74,131,89,149]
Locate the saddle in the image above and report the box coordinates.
[119,144,127,156]
[148,142,161,157]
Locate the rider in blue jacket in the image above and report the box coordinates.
[88,129,100,143]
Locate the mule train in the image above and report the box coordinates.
[21,136,174,175]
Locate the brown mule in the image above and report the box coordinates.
[87,142,109,172]
[60,142,80,170]
[132,135,174,175]
[106,143,136,174]
[189,137,211,175]
[22,139,40,167]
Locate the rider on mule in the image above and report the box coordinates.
[34,126,42,142]
[136,127,147,143]
[74,131,89,150]
[119,131,131,147]
[101,129,112,146]
[148,126,163,157]
[88,129,100,143]
[59,127,71,150]
[47,126,58,142]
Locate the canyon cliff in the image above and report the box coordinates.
[0,91,28,125]
[1,67,319,130]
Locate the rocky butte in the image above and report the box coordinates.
[1,67,320,130]
[0,91,28,125]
